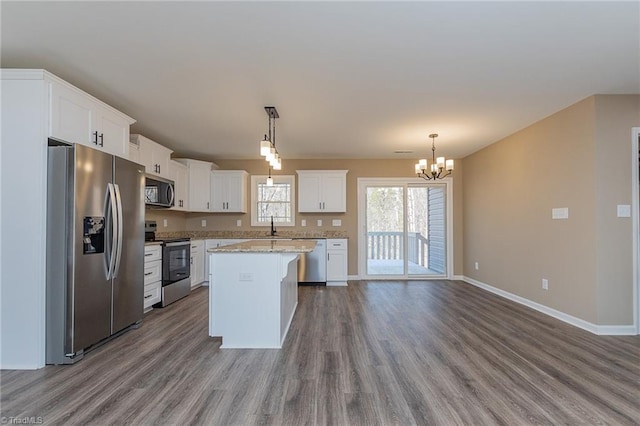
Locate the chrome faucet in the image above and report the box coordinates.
[270,216,277,236]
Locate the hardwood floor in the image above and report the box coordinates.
[2,280,639,425]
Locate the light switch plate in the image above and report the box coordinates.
[317,219,322,227]
[236,219,242,227]
[332,219,342,226]
[163,219,168,227]
[201,219,207,227]
[617,204,631,218]
[301,219,306,227]
[552,207,569,219]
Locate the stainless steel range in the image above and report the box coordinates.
[145,221,191,307]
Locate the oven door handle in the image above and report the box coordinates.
[165,241,190,247]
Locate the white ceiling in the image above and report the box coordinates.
[2,1,639,160]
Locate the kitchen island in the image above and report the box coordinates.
[208,239,316,348]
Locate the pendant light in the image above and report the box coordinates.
[259,106,281,170]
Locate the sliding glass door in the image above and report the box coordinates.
[366,186,404,275]
[363,181,447,278]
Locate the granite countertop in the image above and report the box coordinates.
[209,239,317,253]
[156,230,348,240]
[144,241,163,246]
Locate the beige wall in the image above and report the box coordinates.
[594,95,640,324]
[462,95,639,325]
[145,209,188,232]
[147,159,464,276]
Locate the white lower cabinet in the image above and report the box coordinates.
[190,240,206,289]
[326,239,348,286]
[144,245,162,311]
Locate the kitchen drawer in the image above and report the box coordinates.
[144,245,162,262]
[327,239,347,249]
[143,284,161,310]
[144,259,162,285]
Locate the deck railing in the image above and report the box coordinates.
[367,232,428,266]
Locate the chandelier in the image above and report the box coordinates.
[259,106,281,172]
[414,133,454,180]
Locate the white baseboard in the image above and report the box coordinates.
[462,276,637,336]
[326,281,348,287]
[347,274,463,281]
[594,325,637,335]
[0,363,42,370]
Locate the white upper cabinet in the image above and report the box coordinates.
[296,170,348,213]
[174,159,216,212]
[210,170,248,213]
[168,160,189,211]
[49,78,134,158]
[128,142,140,163]
[131,134,173,179]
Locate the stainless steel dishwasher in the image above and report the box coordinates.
[297,239,327,284]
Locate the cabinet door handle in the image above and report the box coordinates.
[144,253,153,257]
[98,133,104,147]
[144,272,153,276]
[190,257,193,265]
[93,131,99,145]
[207,202,210,209]
[158,165,161,174]
[144,294,153,299]
[319,202,322,210]
[328,253,330,261]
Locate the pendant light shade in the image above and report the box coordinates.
[260,138,271,156]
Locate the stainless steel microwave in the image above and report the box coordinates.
[144,174,175,208]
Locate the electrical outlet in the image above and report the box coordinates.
[542,278,549,290]
[163,219,168,227]
[201,219,206,227]
[239,273,253,282]
[236,219,242,227]
[301,219,306,227]
[474,262,479,270]
[317,219,322,227]
[332,219,342,226]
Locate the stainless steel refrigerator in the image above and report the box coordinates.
[46,142,145,364]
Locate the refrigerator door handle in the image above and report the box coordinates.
[105,183,118,279]
[112,183,124,278]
